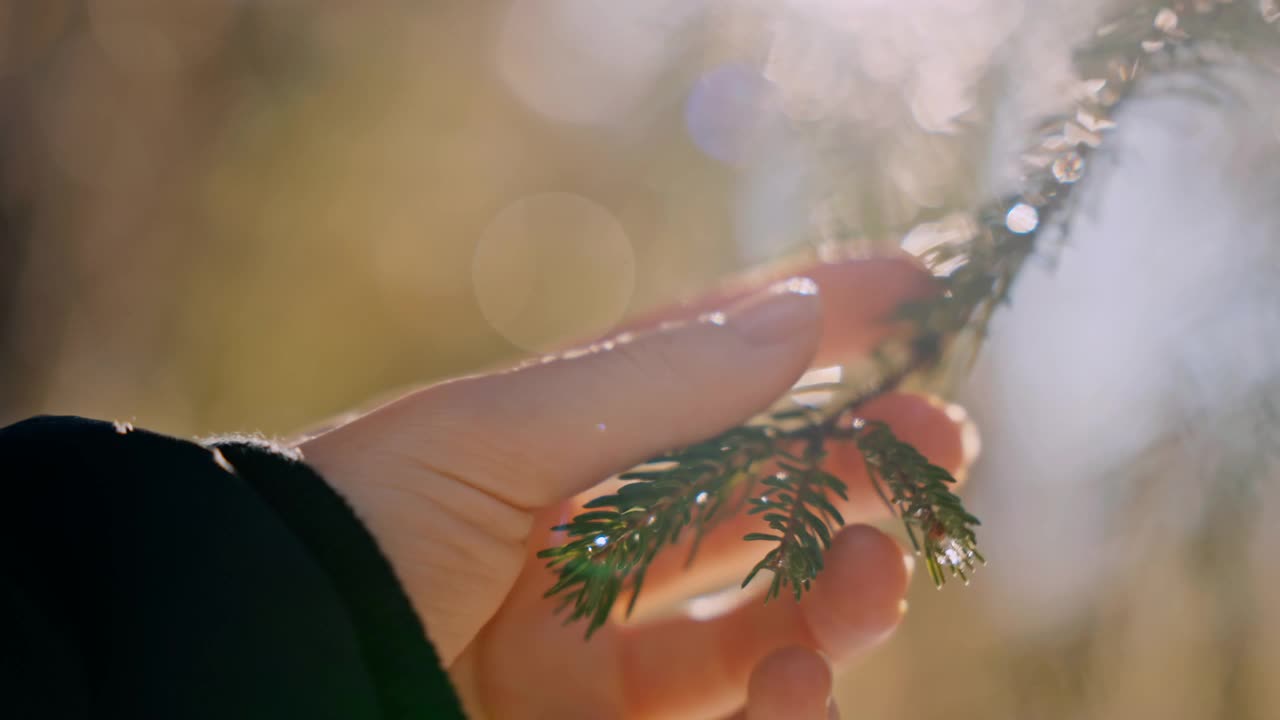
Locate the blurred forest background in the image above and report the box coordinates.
[3,1,1280,718]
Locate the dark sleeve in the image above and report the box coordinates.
[0,416,466,720]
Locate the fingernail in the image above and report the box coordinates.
[937,401,981,468]
[862,599,909,650]
[862,598,909,651]
[959,414,981,468]
[726,277,820,346]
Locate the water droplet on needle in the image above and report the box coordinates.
[1051,152,1085,183]
[1005,203,1039,234]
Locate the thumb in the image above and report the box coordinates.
[404,277,823,509]
[298,277,821,665]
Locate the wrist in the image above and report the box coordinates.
[296,417,533,665]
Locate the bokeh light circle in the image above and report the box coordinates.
[1005,203,1040,234]
[473,192,636,353]
[684,63,782,167]
[497,0,690,128]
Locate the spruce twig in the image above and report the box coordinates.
[852,420,983,586]
[741,429,847,603]
[539,1,1278,638]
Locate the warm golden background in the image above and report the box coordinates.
[3,1,1280,718]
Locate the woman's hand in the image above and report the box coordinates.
[299,258,976,719]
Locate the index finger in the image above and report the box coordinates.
[621,257,938,367]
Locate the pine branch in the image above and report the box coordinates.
[741,433,849,602]
[538,1,1276,638]
[852,420,982,586]
[537,424,778,636]
[538,373,980,637]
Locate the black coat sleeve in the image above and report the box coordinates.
[0,416,465,719]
